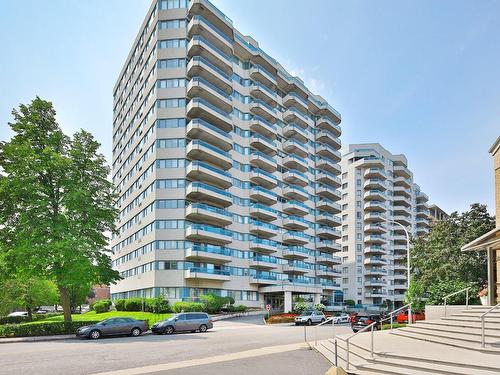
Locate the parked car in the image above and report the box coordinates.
[7,311,28,317]
[348,312,358,324]
[333,314,350,324]
[76,317,148,339]
[396,311,425,323]
[351,314,382,333]
[294,310,326,326]
[152,312,213,335]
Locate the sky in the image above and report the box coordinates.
[0,0,498,215]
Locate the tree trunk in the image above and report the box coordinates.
[26,306,33,321]
[58,286,72,322]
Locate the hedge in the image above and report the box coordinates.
[172,302,204,313]
[0,321,101,337]
[0,313,62,325]
[113,297,171,313]
[93,300,112,314]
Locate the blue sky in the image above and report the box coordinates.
[0,0,498,215]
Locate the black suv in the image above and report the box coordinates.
[351,314,382,333]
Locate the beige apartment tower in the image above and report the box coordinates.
[110,0,343,311]
[339,144,430,308]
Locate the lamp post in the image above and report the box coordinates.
[390,220,410,292]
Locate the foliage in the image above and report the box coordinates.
[410,204,494,305]
[0,321,101,337]
[344,299,355,307]
[0,277,59,318]
[266,313,297,324]
[381,323,406,330]
[30,311,172,327]
[124,299,143,312]
[199,293,231,314]
[0,313,62,325]
[293,301,309,314]
[66,284,93,313]
[92,300,111,314]
[404,279,426,311]
[114,299,126,311]
[0,98,120,322]
[172,302,204,313]
[144,296,170,313]
[425,280,480,305]
[313,303,326,312]
[228,305,247,313]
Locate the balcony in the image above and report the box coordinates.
[316,198,341,214]
[282,246,310,259]
[316,185,341,201]
[250,99,277,123]
[186,140,232,170]
[316,157,341,175]
[283,263,310,274]
[249,151,277,173]
[283,92,309,113]
[186,118,232,151]
[249,116,277,139]
[185,244,232,263]
[250,83,278,107]
[282,216,309,231]
[316,143,341,163]
[282,231,310,245]
[249,204,278,222]
[250,273,279,285]
[282,185,309,202]
[393,177,412,189]
[187,56,232,93]
[393,165,412,179]
[282,139,308,158]
[187,77,232,113]
[316,116,341,137]
[364,201,386,212]
[250,220,278,238]
[185,223,232,244]
[393,185,412,198]
[364,190,386,201]
[185,203,232,227]
[283,169,309,187]
[364,224,387,234]
[364,179,386,191]
[249,256,278,270]
[283,154,308,173]
[364,168,386,180]
[188,0,233,38]
[283,107,312,128]
[249,186,278,205]
[316,212,341,227]
[416,208,430,218]
[186,182,232,207]
[359,156,384,168]
[364,235,386,245]
[316,171,341,188]
[250,134,277,155]
[187,35,232,74]
[250,64,277,88]
[309,97,341,124]
[364,279,387,287]
[417,191,429,203]
[317,226,341,240]
[316,130,341,149]
[364,212,385,223]
[364,268,387,276]
[393,215,411,226]
[316,240,341,253]
[365,291,387,298]
[185,267,231,282]
[250,168,278,189]
[317,253,341,266]
[393,195,411,207]
[364,257,387,266]
[364,245,386,255]
[249,238,278,254]
[187,15,233,55]
[187,98,232,132]
[416,227,430,236]
[186,161,232,189]
[316,266,340,278]
[283,123,309,143]
[283,200,309,216]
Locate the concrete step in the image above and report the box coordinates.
[390,328,500,353]
[322,338,500,375]
[418,319,500,330]
[448,313,500,321]
[396,326,500,345]
[412,322,500,339]
[441,316,500,326]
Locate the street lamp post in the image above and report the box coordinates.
[387,220,410,296]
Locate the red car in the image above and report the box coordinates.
[396,311,425,323]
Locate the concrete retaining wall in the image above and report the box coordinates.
[425,305,468,320]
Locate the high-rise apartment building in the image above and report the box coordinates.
[339,144,430,308]
[428,204,449,223]
[110,0,342,312]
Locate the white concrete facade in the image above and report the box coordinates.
[339,144,430,308]
[110,0,343,311]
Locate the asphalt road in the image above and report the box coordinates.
[0,315,351,375]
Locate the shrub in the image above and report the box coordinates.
[344,299,355,307]
[144,297,171,314]
[124,298,143,312]
[313,303,326,312]
[0,313,62,325]
[234,305,247,312]
[200,293,226,314]
[93,300,112,314]
[114,299,126,311]
[0,321,101,337]
[172,301,204,313]
[293,301,309,314]
[267,313,297,324]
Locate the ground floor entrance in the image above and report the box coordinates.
[263,292,322,313]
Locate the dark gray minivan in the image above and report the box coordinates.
[151,312,213,335]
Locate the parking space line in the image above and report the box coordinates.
[92,342,308,375]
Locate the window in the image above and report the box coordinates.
[157,58,186,69]
[156,138,185,148]
[157,39,187,48]
[156,199,184,209]
[156,118,185,128]
[158,19,187,29]
[156,179,185,188]
[157,98,186,108]
[156,159,186,168]
[158,0,188,9]
[156,78,187,88]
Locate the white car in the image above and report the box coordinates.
[333,314,350,324]
[294,310,326,325]
[7,311,28,317]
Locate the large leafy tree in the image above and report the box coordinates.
[410,203,495,304]
[0,97,120,322]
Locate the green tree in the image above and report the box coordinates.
[0,97,120,322]
[410,204,494,304]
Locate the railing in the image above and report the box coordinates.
[314,317,335,346]
[443,287,470,316]
[480,302,500,348]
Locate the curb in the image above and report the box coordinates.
[0,334,75,344]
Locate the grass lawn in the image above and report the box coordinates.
[32,311,172,327]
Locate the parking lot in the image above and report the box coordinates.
[0,314,352,375]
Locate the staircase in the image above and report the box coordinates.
[313,306,500,374]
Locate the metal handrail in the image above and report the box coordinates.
[480,302,500,348]
[386,303,413,329]
[443,287,471,316]
[313,316,335,346]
